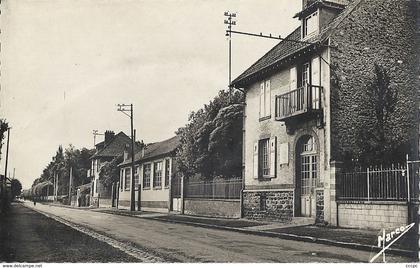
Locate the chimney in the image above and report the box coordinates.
[123,144,130,161]
[104,130,115,145]
[139,140,145,158]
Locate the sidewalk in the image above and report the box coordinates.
[93,208,417,257]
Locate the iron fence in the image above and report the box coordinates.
[337,163,417,201]
[185,177,242,200]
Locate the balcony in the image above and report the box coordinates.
[275,84,323,122]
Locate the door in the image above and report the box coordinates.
[299,136,318,217]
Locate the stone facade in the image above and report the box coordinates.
[243,191,294,221]
[338,203,408,229]
[184,199,241,218]
[329,0,419,161]
[236,0,417,226]
[315,190,324,224]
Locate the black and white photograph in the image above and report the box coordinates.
[0,0,419,266]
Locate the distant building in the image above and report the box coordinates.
[88,131,139,207]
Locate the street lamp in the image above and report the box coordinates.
[117,104,138,211]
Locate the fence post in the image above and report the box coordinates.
[406,154,410,203]
[180,175,185,214]
[367,167,370,202]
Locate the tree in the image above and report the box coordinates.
[355,63,409,166]
[176,90,244,179]
[0,119,8,162]
[98,155,122,189]
[31,145,95,196]
[10,179,22,199]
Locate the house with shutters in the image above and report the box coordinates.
[232,0,418,228]
[117,135,181,212]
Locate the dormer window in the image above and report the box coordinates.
[302,11,319,39]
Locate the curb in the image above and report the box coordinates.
[94,209,416,258]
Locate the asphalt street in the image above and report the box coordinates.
[18,202,414,263]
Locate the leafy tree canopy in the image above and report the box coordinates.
[98,155,123,188]
[32,145,95,195]
[353,63,412,167]
[10,179,22,198]
[176,90,244,179]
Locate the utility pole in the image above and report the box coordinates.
[3,128,10,205]
[224,11,236,92]
[117,104,138,211]
[92,130,104,147]
[68,166,73,205]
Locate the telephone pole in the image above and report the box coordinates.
[3,128,10,205]
[224,11,236,90]
[92,130,104,147]
[117,104,138,211]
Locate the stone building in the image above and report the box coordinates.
[232,0,418,228]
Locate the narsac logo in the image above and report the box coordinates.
[369,222,415,263]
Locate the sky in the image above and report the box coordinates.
[0,0,301,189]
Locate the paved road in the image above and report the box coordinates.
[24,202,413,263]
[0,203,137,262]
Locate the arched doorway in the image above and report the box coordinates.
[295,135,318,217]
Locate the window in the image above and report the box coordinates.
[302,62,310,86]
[259,80,271,119]
[134,166,139,190]
[96,159,100,172]
[143,163,151,189]
[303,11,318,39]
[124,167,131,191]
[120,169,123,190]
[153,161,163,188]
[300,136,318,194]
[164,159,170,187]
[258,139,270,177]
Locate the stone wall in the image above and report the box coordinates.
[338,202,408,229]
[243,190,293,221]
[330,0,419,161]
[184,199,240,218]
[315,190,324,224]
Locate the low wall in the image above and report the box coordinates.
[243,190,294,221]
[98,198,113,208]
[117,200,168,212]
[184,198,240,218]
[338,202,408,229]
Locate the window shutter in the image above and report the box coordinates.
[253,142,259,179]
[290,67,297,90]
[311,56,320,109]
[269,137,277,178]
[265,80,271,117]
[259,82,265,118]
[311,57,320,86]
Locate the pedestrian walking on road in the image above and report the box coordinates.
[33,199,36,206]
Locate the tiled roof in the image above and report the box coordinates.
[232,0,362,88]
[231,27,318,87]
[91,131,138,159]
[119,135,180,166]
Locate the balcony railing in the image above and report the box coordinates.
[275,84,322,121]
